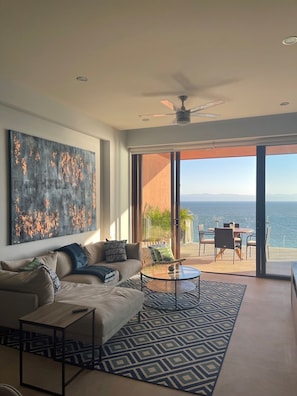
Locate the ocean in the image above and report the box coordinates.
[181,201,297,248]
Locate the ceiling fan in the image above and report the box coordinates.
[139,95,224,125]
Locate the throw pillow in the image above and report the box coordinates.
[149,245,174,262]
[40,264,61,294]
[104,240,127,263]
[18,258,61,294]
[19,257,43,272]
[148,243,167,262]
[157,245,175,262]
[56,243,88,270]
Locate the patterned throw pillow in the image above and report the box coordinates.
[104,240,127,263]
[149,245,175,262]
[18,258,61,294]
[19,257,42,271]
[157,246,175,262]
[40,264,61,294]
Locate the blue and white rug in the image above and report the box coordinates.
[0,278,246,396]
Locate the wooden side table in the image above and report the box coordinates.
[19,302,96,396]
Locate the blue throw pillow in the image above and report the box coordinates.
[56,243,88,270]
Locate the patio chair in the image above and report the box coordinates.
[246,226,271,259]
[224,222,242,249]
[215,227,242,264]
[198,224,215,256]
[246,232,256,259]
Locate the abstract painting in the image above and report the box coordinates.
[9,130,96,244]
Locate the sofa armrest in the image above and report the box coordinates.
[0,290,38,329]
[0,267,55,306]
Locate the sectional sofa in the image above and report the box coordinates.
[0,240,144,354]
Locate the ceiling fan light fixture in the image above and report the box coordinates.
[176,110,190,125]
[282,36,297,45]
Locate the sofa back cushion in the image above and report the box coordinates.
[83,241,106,265]
[56,243,88,270]
[55,251,73,279]
[0,252,58,272]
[126,242,142,260]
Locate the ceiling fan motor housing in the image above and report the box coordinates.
[176,110,190,125]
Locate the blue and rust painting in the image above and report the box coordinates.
[9,130,96,244]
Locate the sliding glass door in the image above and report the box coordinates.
[132,144,297,279]
[132,152,181,257]
[262,145,297,277]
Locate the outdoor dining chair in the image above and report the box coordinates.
[223,222,242,249]
[246,226,271,259]
[214,227,242,264]
[198,224,215,256]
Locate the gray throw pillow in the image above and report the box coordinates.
[104,240,127,263]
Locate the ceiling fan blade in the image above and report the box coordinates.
[160,99,176,111]
[139,112,175,118]
[190,100,224,113]
[191,113,218,118]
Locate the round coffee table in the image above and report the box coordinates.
[140,263,201,311]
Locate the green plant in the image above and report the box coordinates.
[143,205,194,241]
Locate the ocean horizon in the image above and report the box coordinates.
[181,201,297,249]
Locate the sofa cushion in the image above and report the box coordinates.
[0,266,55,306]
[126,242,141,260]
[83,241,106,265]
[56,243,88,270]
[55,251,73,279]
[104,240,127,263]
[0,252,58,272]
[56,281,144,344]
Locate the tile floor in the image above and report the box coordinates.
[0,272,297,396]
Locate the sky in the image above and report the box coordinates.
[180,154,297,197]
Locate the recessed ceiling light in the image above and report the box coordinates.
[282,36,297,45]
[280,101,289,106]
[76,76,88,82]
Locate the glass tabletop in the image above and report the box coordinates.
[141,264,201,281]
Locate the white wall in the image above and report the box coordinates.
[0,80,129,261]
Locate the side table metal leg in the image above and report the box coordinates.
[62,330,65,396]
[175,280,177,310]
[19,322,23,386]
[91,310,95,369]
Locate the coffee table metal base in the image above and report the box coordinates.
[142,277,200,311]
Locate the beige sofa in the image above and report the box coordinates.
[0,241,144,351]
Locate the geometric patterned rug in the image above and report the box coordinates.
[0,278,246,396]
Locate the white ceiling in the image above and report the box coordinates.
[0,0,297,131]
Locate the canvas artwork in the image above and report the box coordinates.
[9,130,96,244]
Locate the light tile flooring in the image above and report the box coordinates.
[1,272,297,395]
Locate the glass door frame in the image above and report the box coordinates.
[131,152,182,258]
